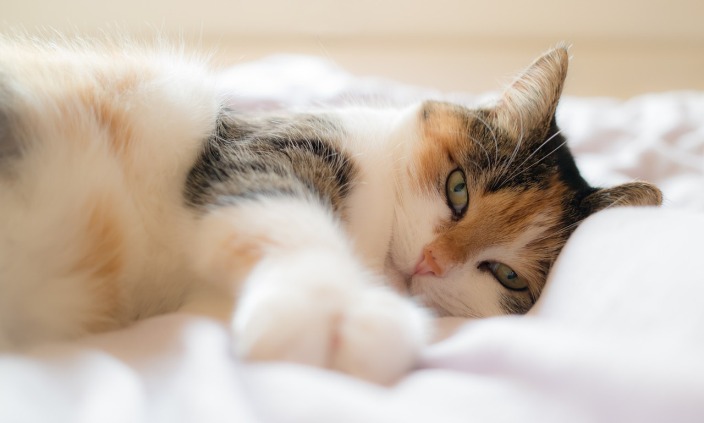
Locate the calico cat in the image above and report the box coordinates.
[0,35,661,383]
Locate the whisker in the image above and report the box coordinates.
[501,130,566,185]
[495,108,528,188]
[528,221,582,245]
[469,135,492,171]
[423,287,481,318]
[446,120,491,171]
[441,125,493,172]
[473,111,500,165]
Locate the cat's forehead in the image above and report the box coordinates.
[417,99,583,193]
[420,100,540,159]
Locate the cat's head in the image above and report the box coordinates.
[389,45,661,317]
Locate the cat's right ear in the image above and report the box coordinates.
[581,182,663,214]
[493,44,570,139]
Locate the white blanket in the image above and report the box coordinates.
[2,55,703,423]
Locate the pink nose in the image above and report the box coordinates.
[414,248,443,276]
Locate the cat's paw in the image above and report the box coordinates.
[232,250,431,385]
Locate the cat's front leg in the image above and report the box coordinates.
[190,197,431,384]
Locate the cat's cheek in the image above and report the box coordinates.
[409,269,506,318]
[389,191,448,277]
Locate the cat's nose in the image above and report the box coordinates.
[414,248,443,276]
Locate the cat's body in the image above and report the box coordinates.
[0,35,661,383]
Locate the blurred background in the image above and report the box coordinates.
[3,0,704,97]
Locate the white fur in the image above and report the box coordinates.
[334,107,401,273]
[0,38,533,380]
[0,44,434,378]
[0,41,220,347]
[335,106,539,319]
[191,198,430,384]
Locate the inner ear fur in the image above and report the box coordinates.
[493,44,570,140]
[581,181,663,214]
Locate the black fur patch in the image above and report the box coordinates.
[465,111,591,196]
[185,110,357,215]
[500,292,535,315]
[266,137,354,198]
[548,119,590,194]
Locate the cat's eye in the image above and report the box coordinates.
[445,169,468,216]
[484,262,528,291]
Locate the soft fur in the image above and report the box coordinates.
[0,34,661,383]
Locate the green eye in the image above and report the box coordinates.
[485,262,528,291]
[445,169,468,215]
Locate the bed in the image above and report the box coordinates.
[2,54,703,422]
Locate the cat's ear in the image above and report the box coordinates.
[493,44,570,138]
[581,182,663,214]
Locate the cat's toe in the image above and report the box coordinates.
[231,251,431,384]
[330,287,430,384]
[232,283,343,367]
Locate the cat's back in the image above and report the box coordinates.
[0,36,221,347]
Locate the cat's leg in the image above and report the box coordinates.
[189,196,431,384]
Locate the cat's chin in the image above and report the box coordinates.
[406,277,441,315]
[390,264,451,316]
[407,276,481,319]
[412,291,455,318]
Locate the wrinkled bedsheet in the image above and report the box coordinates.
[2,55,703,423]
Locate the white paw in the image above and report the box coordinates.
[232,250,431,384]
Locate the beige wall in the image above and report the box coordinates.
[3,0,704,97]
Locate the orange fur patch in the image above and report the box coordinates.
[79,72,141,158]
[49,68,142,159]
[71,199,124,331]
[412,102,468,192]
[411,101,574,294]
[216,233,267,286]
[428,176,569,293]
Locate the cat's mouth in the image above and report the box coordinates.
[406,278,455,318]
[392,254,479,318]
[383,255,414,295]
[385,250,450,297]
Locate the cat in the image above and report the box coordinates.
[0,35,661,384]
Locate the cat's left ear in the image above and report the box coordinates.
[581,181,663,213]
[494,44,569,138]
